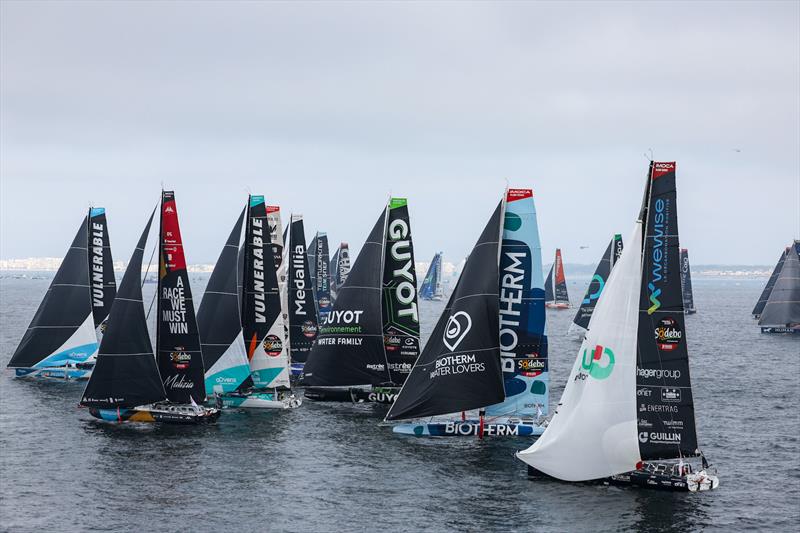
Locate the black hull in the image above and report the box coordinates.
[526,466,690,492]
[684,309,697,315]
[304,386,399,404]
[760,326,800,334]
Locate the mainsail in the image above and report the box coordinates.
[386,201,505,420]
[330,242,351,304]
[198,207,250,395]
[572,235,623,331]
[487,189,548,417]
[242,195,290,390]
[553,249,569,303]
[518,161,701,479]
[313,232,332,321]
[88,207,116,332]
[156,191,206,404]
[544,265,554,302]
[758,241,800,328]
[301,207,391,387]
[680,248,696,313]
[81,209,167,408]
[381,198,421,384]
[419,252,444,301]
[8,215,98,370]
[286,215,318,363]
[752,249,787,318]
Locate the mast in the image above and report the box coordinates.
[81,209,166,408]
[386,200,505,421]
[156,191,206,403]
[8,215,98,370]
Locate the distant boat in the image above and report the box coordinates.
[752,248,788,319]
[387,189,548,437]
[570,234,623,334]
[329,242,351,305]
[517,161,719,492]
[284,215,318,378]
[544,248,570,309]
[199,197,300,408]
[302,197,420,404]
[8,207,116,380]
[419,252,444,301]
[758,240,800,334]
[80,191,220,423]
[680,248,697,314]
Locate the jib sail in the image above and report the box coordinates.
[313,232,332,322]
[156,191,206,404]
[680,248,696,312]
[381,198,421,385]
[637,162,698,460]
[553,249,569,303]
[8,215,98,369]
[572,235,623,331]
[287,215,318,363]
[544,264,554,303]
[242,195,290,390]
[301,206,392,387]
[80,209,167,408]
[199,207,250,395]
[386,201,505,420]
[88,207,116,333]
[752,249,787,317]
[487,189,548,418]
[330,242,351,304]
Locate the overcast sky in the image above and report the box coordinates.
[1,1,798,267]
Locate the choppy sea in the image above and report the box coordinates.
[1,273,798,532]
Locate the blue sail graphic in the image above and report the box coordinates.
[419,252,443,300]
[487,189,548,418]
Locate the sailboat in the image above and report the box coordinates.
[8,207,116,380]
[284,214,318,377]
[329,242,351,304]
[387,189,548,437]
[758,241,800,334]
[680,248,697,314]
[570,234,623,334]
[419,252,445,301]
[752,248,788,319]
[199,198,301,408]
[516,161,719,492]
[301,198,420,404]
[544,249,570,308]
[80,192,220,423]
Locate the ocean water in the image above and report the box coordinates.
[0,274,798,532]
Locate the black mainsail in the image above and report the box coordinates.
[544,265,554,303]
[88,208,116,330]
[572,234,623,331]
[386,202,505,420]
[382,198,421,384]
[301,207,391,387]
[8,215,98,371]
[758,241,800,331]
[680,248,696,314]
[752,249,787,318]
[287,215,318,363]
[637,161,698,459]
[156,191,206,403]
[80,209,167,408]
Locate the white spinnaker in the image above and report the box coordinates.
[206,334,250,394]
[516,222,642,481]
[36,312,98,367]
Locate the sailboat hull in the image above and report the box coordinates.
[760,326,800,334]
[88,404,221,424]
[14,364,93,380]
[545,302,570,309]
[393,419,545,437]
[304,386,399,404]
[217,391,301,409]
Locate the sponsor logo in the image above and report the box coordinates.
[498,248,529,374]
[582,274,605,306]
[170,349,191,370]
[366,363,386,372]
[637,367,681,380]
[90,221,105,308]
[638,418,653,428]
[430,353,485,379]
[215,376,238,384]
[367,391,398,403]
[162,277,189,334]
[387,216,419,323]
[577,345,615,380]
[647,197,667,315]
[301,320,317,339]
[262,334,283,357]
[164,373,194,390]
[319,296,331,309]
[639,403,679,413]
[655,316,682,351]
[443,311,471,351]
[443,422,520,436]
[661,387,682,402]
[323,309,364,325]
[404,337,415,346]
[637,387,652,397]
[249,217,267,323]
[638,431,681,444]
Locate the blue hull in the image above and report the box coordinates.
[392,419,544,437]
[14,366,92,380]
